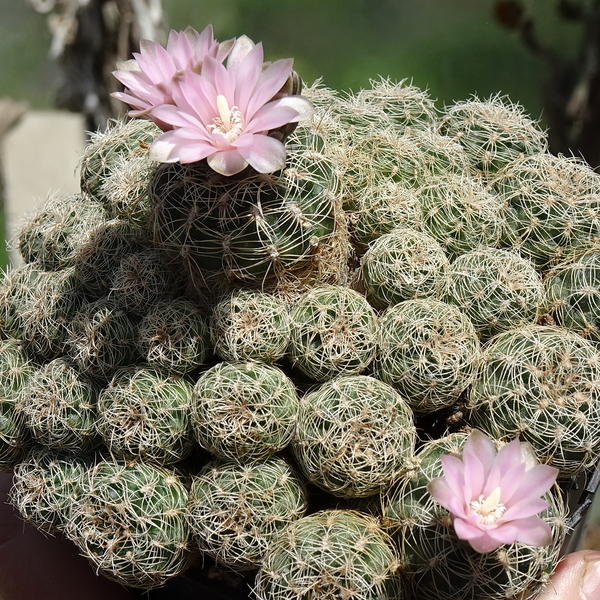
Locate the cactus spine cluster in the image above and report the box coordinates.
[3,67,597,600]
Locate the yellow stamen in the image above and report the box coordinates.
[480,487,502,515]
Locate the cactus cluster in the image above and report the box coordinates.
[4,56,600,600]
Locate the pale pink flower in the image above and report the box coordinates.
[148,35,313,176]
[427,429,558,554]
[112,25,234,119]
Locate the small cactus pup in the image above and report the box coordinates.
[467,324,600,477]
[10,447,90,533]
[443,247,544,340]
[292,375,416,498]
[192,361,299,462]
[352,182,423,247]
[254,509,402,600]
[19,357,101,454]
[287,285,379,381]
[210,289,291,364]
[66,459,192,590]
[66,296,140,382]
[356,76,438,133]
[545,247,600,343]
[438,94,548,177]
[381,431,566,600]
[417,173,504,259]
[97,366,195,466]
[187,456,308,570]
[360,228,450,310]
[374,299,481,414]
[0,339,35,471]
[493,153,600,269]
[17,193,107,270]
[79,117,161,201]
[137,298,210,375]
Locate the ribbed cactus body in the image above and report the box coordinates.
[418,173,504,258]
[254,509,402,600]
[545,248,600,342]
[360,228,449,309]
[66,460,191,590]
[187,457,308,570]
[444,247,544,339]
[375,299,481,413]
[381,434,566,600]
[138,298,210,375]
[468,325,600,477]
[148,127,339,284]
[493,153,600,268]
[18,193,107,270]
[10,447,89,533]
[288,285,379,381]
[439,95,547,176]
[20,357,101,453]
[292,375,416,498]
[97,366,194,465]
[192,361,299,462]
[0,339,34,471]
[211,290,291,364]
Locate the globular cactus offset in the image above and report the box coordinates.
[192,361,299,462]
[97,366,195,466]
[137,298,211,375]
[187,456,308,570]
[287,285,379,381]
[292,375,416,498]
[374,298,481,413]
[210,290,291,364]
[360,228,450,309]
[439,94,548,176]
[467,325,600,477]
[381,433,567,600]
[443,247,544,339]
[545,248,600,343]
[10,447,89,533]
[19,357,101,454]
[66,459,192,590]
[0,338,35,471]
[254,509,402,600]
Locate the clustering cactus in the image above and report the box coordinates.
[293,375,416,497]
[187,457,308,570]
[381,434,567,600]
[375,299,481,413]
[439,94,548,176]
[192,361,299,462]
[97,366,195,465]
[210,290,291,363]
[66,460,192,589]
[467,325,600,477]
[443,247,544,339]
[360,228,449,309]
[4,31,600,600]
[287,285,379,381]
[254,510,402,600]
[545,248,600,342]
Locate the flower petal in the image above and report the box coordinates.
[504,464,558,507]
[513,515,553,547]
[427,478,467,517]
[502,497,550,522]
[207,149,249,176]
[440,454,467,500]
[235,134,287,173]
[227,34,256,75]
[246,104,301,134]
[453,517,485,540]
[462,430,497,499]
[246,58,294,121]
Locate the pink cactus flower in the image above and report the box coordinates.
[112,25,234,118]
[427,429,559,554]
[148,35,313,176]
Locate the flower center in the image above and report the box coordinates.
[470,487,506,525]
[208,94,245,142]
